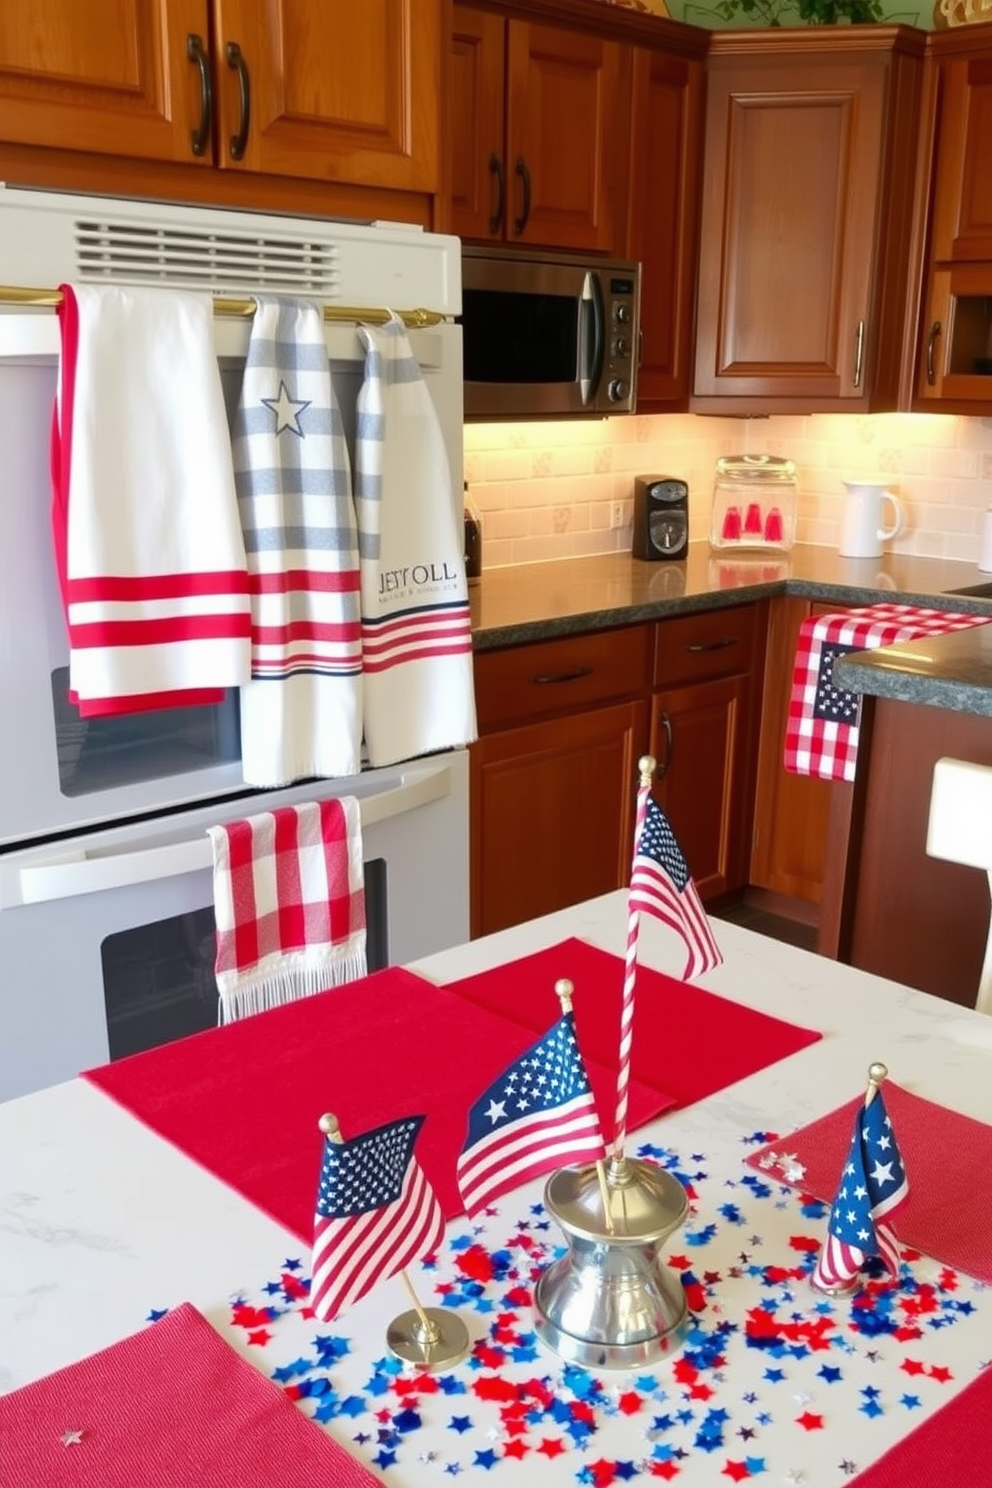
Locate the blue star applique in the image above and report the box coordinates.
[262,380,311,436]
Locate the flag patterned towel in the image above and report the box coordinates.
[50,284,251,716]
[355,316,477,767]
[208,797,366,1023]
[785,604,991,782]
[231,297,363,787]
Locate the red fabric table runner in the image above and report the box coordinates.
[745,1082,992,1284]
[849,1364,992,1488]
[0,1302,376,1488]
[84,965,667,1233]
[442,938,822,1110]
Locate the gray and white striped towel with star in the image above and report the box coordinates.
[355,315,477,767]
[231,297,362,786]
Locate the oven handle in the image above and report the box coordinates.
[7,760,453,907]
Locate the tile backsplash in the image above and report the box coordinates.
[463,412,992,570]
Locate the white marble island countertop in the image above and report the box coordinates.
[2,892,991,1486]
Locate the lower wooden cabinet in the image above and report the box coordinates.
[470,698,647,938]
[750,596,840,907]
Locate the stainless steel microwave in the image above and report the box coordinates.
[461,246,640,420]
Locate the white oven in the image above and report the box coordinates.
[0,750,468,1103]
[0,189,471,1102]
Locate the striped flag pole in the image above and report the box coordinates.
[612,755,656,1162]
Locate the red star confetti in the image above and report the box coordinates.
[795,1412,824,1431]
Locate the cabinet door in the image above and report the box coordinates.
[693,52,885,406]
[504,22,629,253]
[750,597,838,906]
[470,700,647,938]
[450,5,506,241]
[626,46,704,411]
[0,0,208,164]
[929,52,992,265]
[213,0,441,191]
[915,264,992,408]
[650,675,750,901]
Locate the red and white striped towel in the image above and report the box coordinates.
[208,798,367,1023]
[785,604,990,782]
[51,284,251,716]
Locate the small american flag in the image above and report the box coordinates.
[456,1011,605,1218]
[311,1114,444,1322]
[630,798,722,981]
[812,1088,909,1292]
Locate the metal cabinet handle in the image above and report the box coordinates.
[513,156,531,236]
[488,153,505,235]
[853,318,866,390]
[686,637,738,654]
[226,41,251,161]
[186,33,212,157]
[926,320,942,387]
[655,710,673,778]
[531,666,593,685]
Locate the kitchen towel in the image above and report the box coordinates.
[208,795,366,1022]
[745,1082,992,1284]
[0,1301,377,1488]
[785,603,990,782]
[231,296,362,786]
[354,315,477,767]
[441,937,822,1111]
[50,283,251,716]
[84,966,668,1228]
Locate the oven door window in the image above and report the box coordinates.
[100,859,388,1060]
[51,667,241,797]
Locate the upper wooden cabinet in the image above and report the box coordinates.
[625,46,705,411]
[450,2,631,253]
[913,25,992,412]
[692,28,925,414]
[0,0,441,219]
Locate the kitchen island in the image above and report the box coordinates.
[3,890,991,1486]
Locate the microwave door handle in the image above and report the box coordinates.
[9,759,453,907]
[578,272,606,406]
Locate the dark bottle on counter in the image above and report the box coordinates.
[464,484,482,583]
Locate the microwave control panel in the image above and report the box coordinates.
[605,275,638,404]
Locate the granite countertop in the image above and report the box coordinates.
[469,543,992,714]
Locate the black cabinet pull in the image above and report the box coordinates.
[531,666,593,685]
[488,153,505,235]
[655,710,673,777]
[926,321,942,387]
[513,157,531,236]
[686,637,738,653]
[186,33,212,158]
[226,41,250,161]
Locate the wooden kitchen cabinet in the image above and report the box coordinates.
[650,604,765,901]
[450,2,630,253]
[625,44,705,411]
[470,624,653,938]
[913,28,992,412]
[692,27,925,414]
[0,0,441,223]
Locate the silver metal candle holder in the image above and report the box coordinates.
[534,1153,691,1370]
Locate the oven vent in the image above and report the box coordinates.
[71,218,341,297]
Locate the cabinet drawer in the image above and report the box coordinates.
[654,605,758,688]
[475,625,652,733]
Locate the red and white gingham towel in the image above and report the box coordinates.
[208,798,366,1022]
[785,604,991,782]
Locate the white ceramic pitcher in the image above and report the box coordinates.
[839,480,904,559]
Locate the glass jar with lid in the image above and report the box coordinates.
[709,454,797,552]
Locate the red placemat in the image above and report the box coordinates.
[84,966,667,1233]
[745,1083,992,1284]
[0,1302,376,1488]
[442,938,821,1109]
[849,1364,992,1488]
